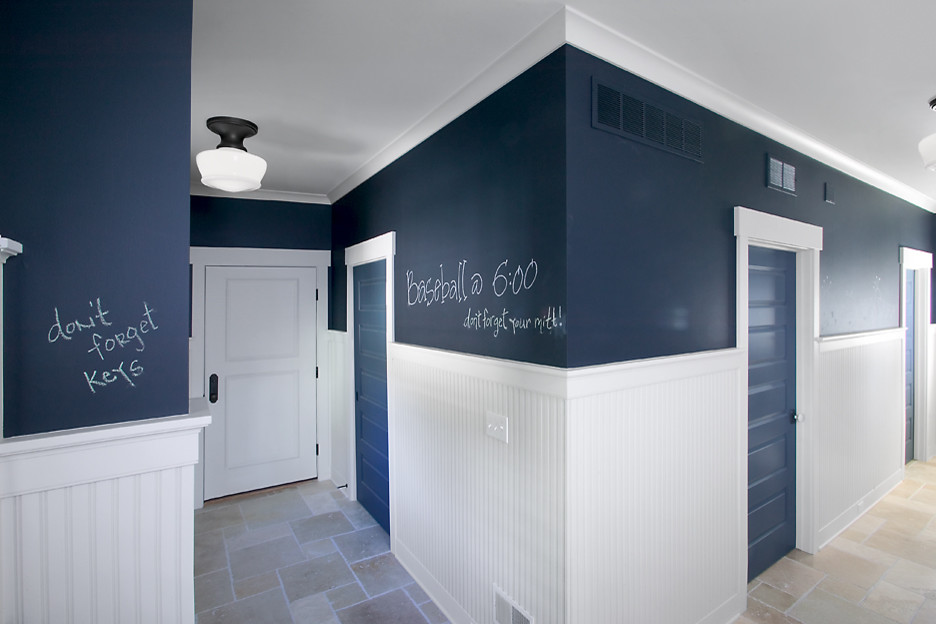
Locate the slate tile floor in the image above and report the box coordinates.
[194,479,449,624]
[737,458,936,624]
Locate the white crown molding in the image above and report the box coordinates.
[563,7,936,213]
[327,6,568,204]
[326,6,936,213]
[191,186,331,205]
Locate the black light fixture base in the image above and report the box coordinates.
[929,97,936,112]
[206,116,259,151]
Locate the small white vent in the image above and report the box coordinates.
[767,154,796,194]
[494,585,533,624]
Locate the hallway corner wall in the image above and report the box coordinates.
[565,349,746,624]
[389,344,567,624]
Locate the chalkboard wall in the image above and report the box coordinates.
[332,45,935,369]
[334,49,569,366]
[191,195,332,250]
[1,0,193,436]
[565,47,934,365]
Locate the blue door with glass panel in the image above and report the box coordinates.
[354,260,390,534]
[748,246,797,581]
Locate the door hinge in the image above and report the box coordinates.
[316,289,319,301]
[316,444,319,456]
[315,366,319,379]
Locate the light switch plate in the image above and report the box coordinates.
[485,410,508,444]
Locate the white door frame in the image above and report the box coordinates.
[735,206,823,569]
[189,246,330,507]
[0,237,23,438]
[343,233,396,520]
[900,247,932,462]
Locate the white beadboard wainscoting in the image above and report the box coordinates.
[389,343,568,624]
[0,409,209,624]
[565,348,747,624]
[929,324,936,461]
[377,328,913,624]
[388,344,746,624]
[814,329,906,548]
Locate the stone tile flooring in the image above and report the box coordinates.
[737,458,936,624]
[194,479,449,624]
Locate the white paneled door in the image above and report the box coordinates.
[204,266,317,500]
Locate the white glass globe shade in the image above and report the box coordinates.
[196,147,267,193]
[918,133,936,172]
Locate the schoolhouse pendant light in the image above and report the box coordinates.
[920,133,936,171]
[919,97,936,172]
[196,116,267,192]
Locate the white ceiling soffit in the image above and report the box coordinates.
[190,1,936,213]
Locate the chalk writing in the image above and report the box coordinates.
[492,259,537,297]
[84,360,144,393]
[47,298,112,342]
[405,256,562,340]
[47,298,160,394]
[407,260,479,307]
[463,306,563,337]
[86,302,158,360]
[405,258,538,307]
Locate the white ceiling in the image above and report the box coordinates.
[191,0,936,211]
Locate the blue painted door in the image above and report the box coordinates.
[354,260,390,534]
[906,270,915,463]
[748,246,797,581]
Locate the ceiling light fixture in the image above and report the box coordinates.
[196,116,267,193]
[919,134,936,171]
[919,98,936,171]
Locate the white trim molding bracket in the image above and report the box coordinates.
[0,236,23,438]
[0,237,22,265]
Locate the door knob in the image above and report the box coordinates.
[209,373,219,403]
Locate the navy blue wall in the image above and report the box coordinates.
[1,0,193,436]
[565,46,934,366]
[333,48,569,366]
[332,45,935,369]
[191,195,331,250]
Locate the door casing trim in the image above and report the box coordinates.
[735,206,823,581]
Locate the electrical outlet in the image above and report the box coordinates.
[485,410,508,444]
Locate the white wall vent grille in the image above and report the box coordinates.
[494,585,533,624]
[592,78,703,162]
[767,154,797,194]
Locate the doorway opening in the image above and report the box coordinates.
[900,247,932,465]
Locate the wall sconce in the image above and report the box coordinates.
[196,116,267,192]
